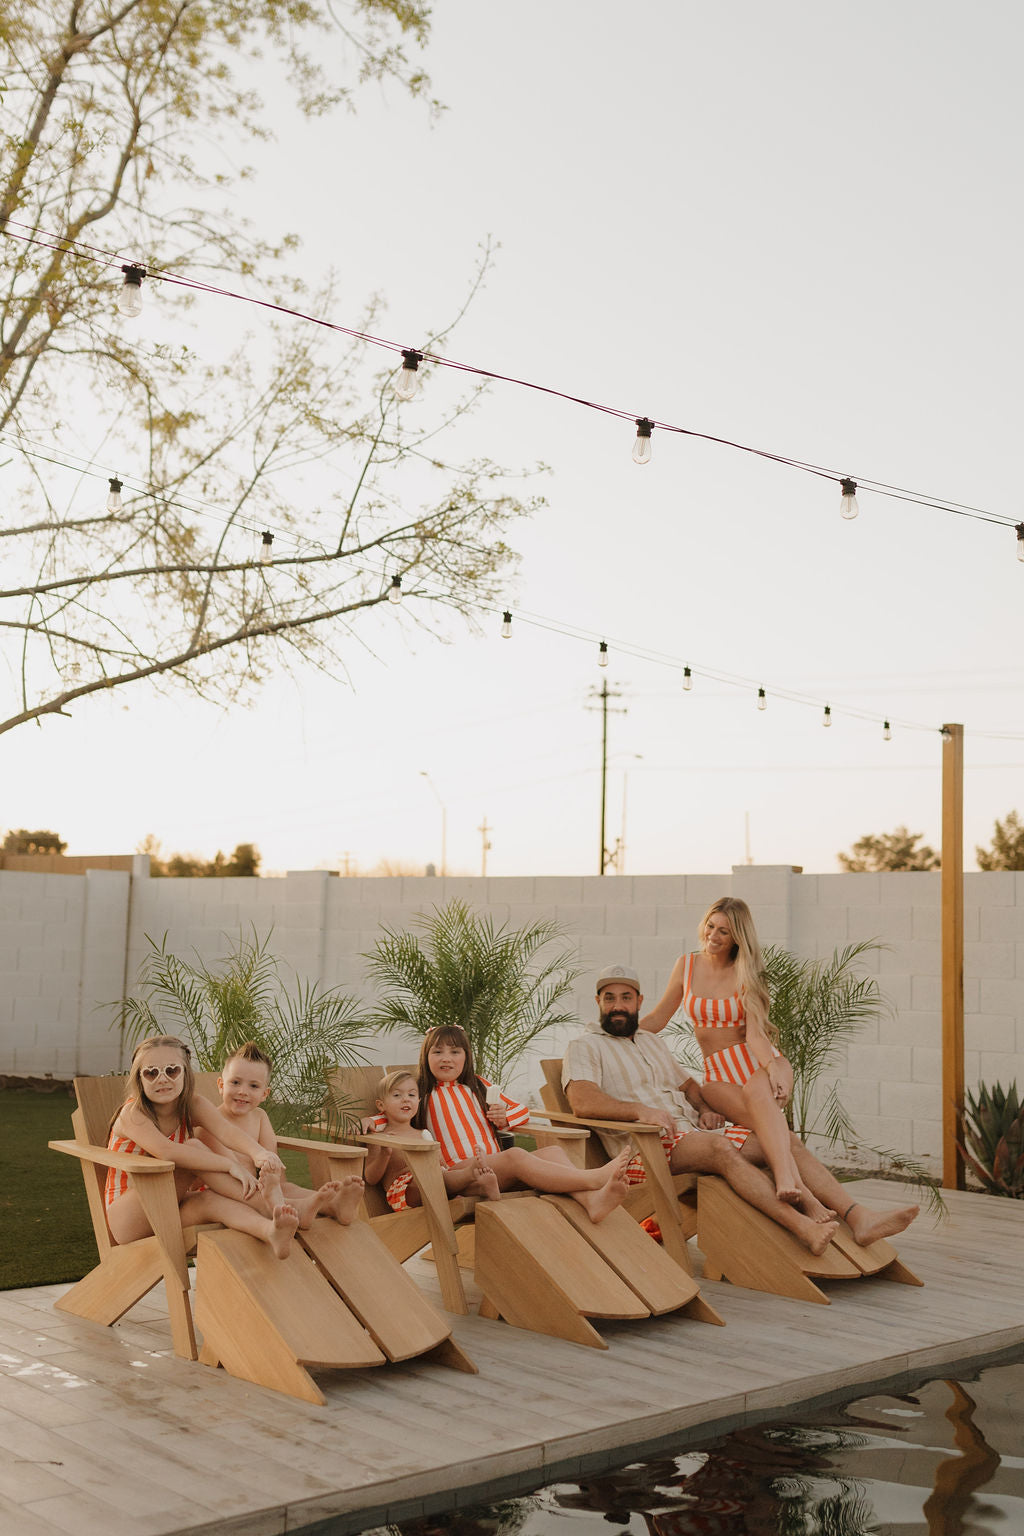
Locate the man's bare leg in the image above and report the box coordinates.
[672,1132,839,1255]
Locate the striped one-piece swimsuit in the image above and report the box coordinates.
[681,952,779,1087]
[104,1119,189,1206]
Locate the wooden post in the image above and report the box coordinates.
[941,722,965,1189]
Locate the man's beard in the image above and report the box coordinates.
[600,1007,639,1038]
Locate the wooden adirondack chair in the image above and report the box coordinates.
[539,1057,924,1306]
[50,1072,476,1404]
[328,1064,724,1347]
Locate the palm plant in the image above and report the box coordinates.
[118,929,366,1134]
[363,899,581,1084]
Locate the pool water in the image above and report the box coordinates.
[367,1356,1024,1536]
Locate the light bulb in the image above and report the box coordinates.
[839,476,859,520]
[682,666,692,691]
[395,349,423,401]
[598,640,609,667]
[883,720,892,741]
[823,704,832,727]
[757,687,767,711]
[118,264,145,318]
[106,476,123,514]
[501,610,512,639]
[1016,523,1024,562]
[388,575,403,604]
[260,531,273,565]
[632,417,654,465]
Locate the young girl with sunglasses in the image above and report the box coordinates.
[105,1034,300,1258]
[415,1026,632,1223]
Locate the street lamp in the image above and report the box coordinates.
[420,771,447,876]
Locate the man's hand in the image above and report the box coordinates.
[636,1103,679,1137]
[697,1108,726,1131]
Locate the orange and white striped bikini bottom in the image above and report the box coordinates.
[703,1040,781,1087]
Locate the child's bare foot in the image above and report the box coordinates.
[577,1168,629,1224]
[843,1202,919,1246]
[581,1149,632,1190]
[258,1161,285,1209]
[321,1176,365,1227]
[269,1203,299,1259]
[475,1167,501,1201]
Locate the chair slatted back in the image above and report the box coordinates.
[540,1059,610,1169]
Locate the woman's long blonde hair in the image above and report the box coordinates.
[699,897,775,1042]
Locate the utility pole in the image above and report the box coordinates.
[586,680,626,874]
[478,816,492,877]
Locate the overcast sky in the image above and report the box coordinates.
[6,2,1024,878]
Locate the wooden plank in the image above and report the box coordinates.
[941,720,966,1189]
[474,1199,649,1321]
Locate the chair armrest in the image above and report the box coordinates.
[354,1132,441,1159]
[516,1120,588,1142]
[531,1109,664,1134]
[277,1135,365,1161]
[49,1138,176,1175]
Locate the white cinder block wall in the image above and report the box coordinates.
[4,862,1024,1176]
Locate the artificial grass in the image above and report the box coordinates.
[0,1086,314,1291]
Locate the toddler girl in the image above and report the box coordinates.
[362,1069,501,1209]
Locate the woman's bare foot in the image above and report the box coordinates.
[577,1168,629,1224]
[797,1188,837,1223]
[321,1176,365,1227]
[843,1201,919,1246]
[775,1181,803,1207]
[268,1203,299,1259]
[794,1214,840,1255]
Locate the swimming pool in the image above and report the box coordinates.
[363,1353,1024,1536]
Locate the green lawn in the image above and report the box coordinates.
[0,1087,314,1291]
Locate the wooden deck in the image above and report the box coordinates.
[2,1179,1022,1536]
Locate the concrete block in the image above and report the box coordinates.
[910,907,938,942]
[791,908,849,952]
[878,872,939,907]
[486,877,537,903]
[910,974,940,1012]
[892,1011,939,1048]
[10,920,45,946]
[979,1051,1023,1082]
[683,875,733,908]
[606,905,657,937]
[963,975,980,1012]
[791,874,820,907]
[910,1124,942,1162]
[965,1014,1016,1054]
[581,876,633,905]
[843,907,888,944]
[973,906,1024,943]
[631,876,689,906]
[730,866,797,908]
[834,1078,879,1118]
[439,877,490,907]
[965,942,1015,980]
[816,873,881,906]
[979,976,1024,1015]
[910,1045,942,1085]
[629,936,674,979]
[655,905,701,938]
[552,905,606,935]
[880,1080,938,1119]
[879,941,940,976]
[847,1115,914,1156]
[965,871,1015,906]
[13,996,50,1025]
[846,1043,912,1081]
[529,877,585,903]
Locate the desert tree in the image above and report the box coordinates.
[0,2,540,736]
[976,810,1024,871]
[837,825,939,872]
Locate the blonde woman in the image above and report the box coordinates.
[642,897,826,1217]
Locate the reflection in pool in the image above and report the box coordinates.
[367,1355,1023,1536]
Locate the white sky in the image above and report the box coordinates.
[5,0,1024,877]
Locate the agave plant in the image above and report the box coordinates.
[959,1082,1024,1197]
[363,898,581,1084]
[117,929,366,1134]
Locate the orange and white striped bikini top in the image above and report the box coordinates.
[681,952,745,1029]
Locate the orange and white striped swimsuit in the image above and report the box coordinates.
[424,1079,530,1167]
[681,952,779,1087]
[104,1118,189,1206]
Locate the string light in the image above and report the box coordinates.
[823,704,832,727]
[757,687,767,711]
[388,575,403,605]
[394,349,423,402]
[598,640,609,667]
[839,477,859,520]
[106,476,122,513]
[632,418,654,466]
[501,610,512,639]
[682,665,692,691]
[260,531,273,564]
[1016,522,1024,562]
[883,720,892,741]
[118,264,145,318]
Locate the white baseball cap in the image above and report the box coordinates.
[595,964,641,992]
